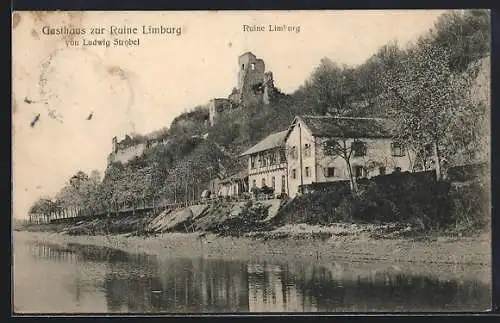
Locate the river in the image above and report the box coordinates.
[12,233,490,313]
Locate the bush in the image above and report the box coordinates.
[275,185,351,225]
[353,182,402,223]
[276,171,489,233]
[447,181,490,234]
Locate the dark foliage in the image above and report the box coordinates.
[277,171,489,232]
[275,185,351,225]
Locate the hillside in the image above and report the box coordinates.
[28,9,490,217]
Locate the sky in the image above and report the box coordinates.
[12,10,448,219]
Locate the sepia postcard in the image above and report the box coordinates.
[12,10,492,314]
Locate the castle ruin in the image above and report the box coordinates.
[108,134,169,165]
[108,52,275,164]
[208,52,275,125]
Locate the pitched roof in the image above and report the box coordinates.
[240,130,288,156]
[297,115,393,138]
[239,51,256,58]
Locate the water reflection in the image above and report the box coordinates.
[13,238,490,313]
[104,257,249,312]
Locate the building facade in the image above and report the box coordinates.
[240,130,289,196]
[217,170,249,197]
[285,116,417,197]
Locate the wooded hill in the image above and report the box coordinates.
[29,9,490,216]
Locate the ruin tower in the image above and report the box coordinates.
[237,52,266,107]
[207,52,276,126]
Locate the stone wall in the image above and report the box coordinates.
[108,134,169,165]
[108,143,147,164]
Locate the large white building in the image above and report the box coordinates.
[284,115,416,197]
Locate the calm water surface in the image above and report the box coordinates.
[13,234,490,313]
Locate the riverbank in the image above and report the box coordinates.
[14,223,491,283]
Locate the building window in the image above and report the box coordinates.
[379,166,386,175]
[269,151,277,165]
[352,141,367,157]
[325,167,335,177]
[252,179,256,187]
[394,167,402,173]
[242,64,245,70]
[279,149,286,163]
[305,167,310,178]
[291,169,297,179]
[262,178,266,187]
[250,155,256,169]
[324,140,338,156]
[261,153,268,167]
[304,143,311,157]
[354,166,364,179]
[290,146,298,159]
[251,63,255,70]
[271,177,275,189]
[281,175,286,193]
[391,142,405,157]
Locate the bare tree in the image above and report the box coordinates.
[321,138,364,192]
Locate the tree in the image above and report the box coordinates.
[431,9,490,73]
[167,140,233,202]
[55,170,104,215]
[55,185,80,209]
[304,58,355,116]
[28,197,60,222]
[321,138,363,192]
[378,38,475,180]
[69,171,89,189]
[89,169,102,183]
